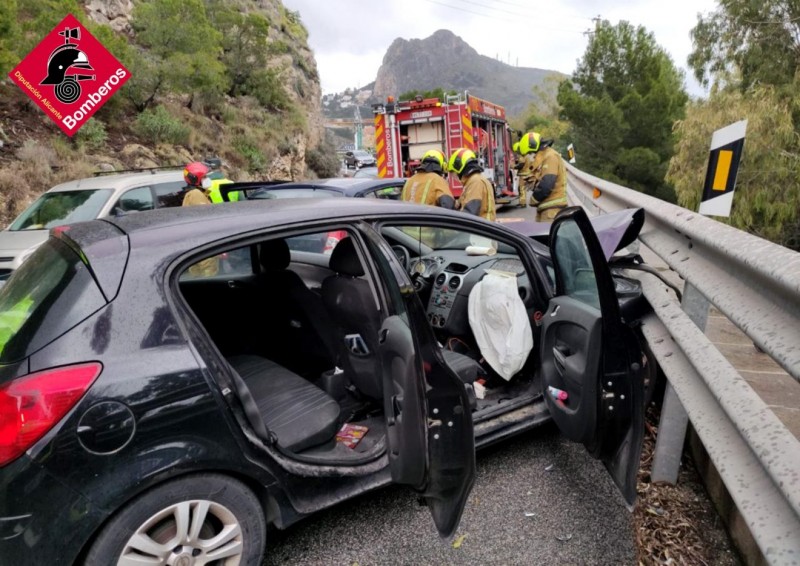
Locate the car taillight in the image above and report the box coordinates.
[0,362,102,467]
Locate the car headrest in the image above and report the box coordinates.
[259,239,290,271]
[329,237,364,277]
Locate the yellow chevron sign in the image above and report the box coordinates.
[699,120,747,217]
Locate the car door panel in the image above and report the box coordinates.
[541,207,644,506]
[361,225,475,538]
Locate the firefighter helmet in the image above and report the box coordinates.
[519,132,542,155]
[447,148,478,176]
[184,161,210,187]
[421,149,446,169]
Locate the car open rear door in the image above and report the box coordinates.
[364,228,475,538]
[541,207,644,506]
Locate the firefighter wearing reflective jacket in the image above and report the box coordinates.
[448,148,496,221]
[401,150,455,209]
[181,162,219,276]
[518,132,567,222]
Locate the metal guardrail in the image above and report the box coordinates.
[565,162,800,563]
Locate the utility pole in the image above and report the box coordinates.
[353,105,363,150]
[584,14,602,37]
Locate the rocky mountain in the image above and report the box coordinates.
[324,30,563,120]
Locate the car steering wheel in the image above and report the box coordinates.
[391,245,410,270]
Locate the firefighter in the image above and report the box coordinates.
[516,133,539,208]
[448,148,496,221]
[401,149,455,209]
[518,131,567,222]
[181,162,218,276]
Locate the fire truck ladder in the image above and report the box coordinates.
[445,93,465,156]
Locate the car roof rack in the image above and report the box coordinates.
[92,165,183,177]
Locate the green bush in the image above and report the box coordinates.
[134,106,190,145]
[233,137,267,172]
[75,118,108,150]
[305,146,340,178]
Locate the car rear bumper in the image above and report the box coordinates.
[0,455,103,565]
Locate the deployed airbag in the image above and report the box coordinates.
[468,270,533,380]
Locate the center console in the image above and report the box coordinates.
[427,263,470,329]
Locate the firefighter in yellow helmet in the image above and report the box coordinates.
[401,149,455,209]
[518,131,567,222]
[448,148,496,221]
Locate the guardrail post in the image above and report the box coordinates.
[651,283,710,484]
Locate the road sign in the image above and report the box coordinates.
[567,143,576,164]
[699,120,747,217]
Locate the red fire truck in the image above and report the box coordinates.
[372,93,518,204]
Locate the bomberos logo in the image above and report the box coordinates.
[8,14,131,136]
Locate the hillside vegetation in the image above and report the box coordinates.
[0,0,336,226]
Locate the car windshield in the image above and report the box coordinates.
[354,151,371,158]
[9,189,114,231]
[248,188,343,199]
[388,225,511,253]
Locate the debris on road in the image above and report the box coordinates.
[555,533,573,542]
[524,512,537,517]
[452,534,468,549]
[544,464,555,472]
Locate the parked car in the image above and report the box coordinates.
[0,169,185,281]
[0,198,649,565]
[344,149,376,169]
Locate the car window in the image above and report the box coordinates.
[552,221,600,309]
[286,230,345,255]
[152,181,186,208]
[0,238,106,363]
[364,185,402,200]
[181,247,253,281]
[9,189,114,231]
[115,186,154,213]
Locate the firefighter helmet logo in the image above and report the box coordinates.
[8,14,130,136]
[40,27,96,104]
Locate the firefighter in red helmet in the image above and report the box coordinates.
[181,162,218,276]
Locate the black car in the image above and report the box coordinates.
[222,177,405,201]
[0,199,648,565]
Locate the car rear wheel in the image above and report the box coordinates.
[84,474,265,566]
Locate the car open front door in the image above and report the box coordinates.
[365,228,475,538]
[541,207,644,506]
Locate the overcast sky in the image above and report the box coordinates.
[282,0,719,97]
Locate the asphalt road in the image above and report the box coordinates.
[263,203,637,565]
[263,424,635,565]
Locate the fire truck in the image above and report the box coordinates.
[372,93,518,204]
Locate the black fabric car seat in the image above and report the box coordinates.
[321,237,383,400]
[257,239,337,367]
[227,355,340,452]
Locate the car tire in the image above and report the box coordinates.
[83,474,266,566]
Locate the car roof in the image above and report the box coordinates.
[103,197,485,253]
[47,170,184,193]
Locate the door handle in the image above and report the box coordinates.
[379,328,389,344]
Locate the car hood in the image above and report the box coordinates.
[0,229,49,254]
[507,208,645,260]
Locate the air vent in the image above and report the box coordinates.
[435,273,446,287]
[448,276,461,290]
[445,262,469,274]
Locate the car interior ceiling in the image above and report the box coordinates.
[178,226,544,466]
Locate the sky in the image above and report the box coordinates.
[282,0,719,97]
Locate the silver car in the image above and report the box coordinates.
[0,170,185,280]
